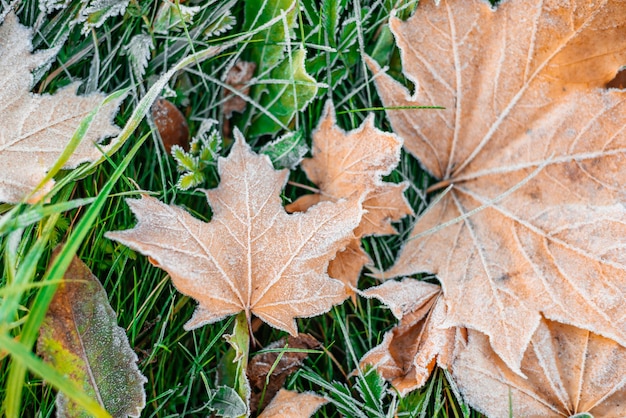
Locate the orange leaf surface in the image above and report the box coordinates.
[453,319,626,417]
[286,102,412,291]
[0,13,121,204]
[372,0,626,373]
[257,389,327,418]
[106,133,363,333]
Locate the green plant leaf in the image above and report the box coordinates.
[355,366,387,417]
[208,386,248,418]
[260,130,308,169]
[153,0,201,34]
[248,49,318,136]
[37,250,146,418]
[243,0,297,75]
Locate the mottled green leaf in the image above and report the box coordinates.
[37,252,146,418]
[208,386,247,418]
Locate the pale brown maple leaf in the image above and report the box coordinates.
[0,13,121,204]
[257,389,327,418]
[370,0,626,373]
[106,134,363,333]
[453,318,626,417]
[286,102,413,292]
[360,279,462,394]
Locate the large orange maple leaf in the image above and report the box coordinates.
[371,0,626,373]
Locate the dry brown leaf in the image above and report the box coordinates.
[151,98,189,153]
[286,102,412,291]
[257,389,327,418]
[360,279,461,394]
[453,318,626,417]
[106,133,362,333]
[223,60,256,118]
[371,0,626,373]
[248,334,320,414]
[0,13,121,204]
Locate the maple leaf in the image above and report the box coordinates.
[453,318,626,417]
[360,279,462,395]
[0,13,121,204]
[257,389,327,418]
[106,134,363,333]
[370,0,626,372]
[286,102,413,292]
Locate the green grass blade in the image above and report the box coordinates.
[2,136,147,418]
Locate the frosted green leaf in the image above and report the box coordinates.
[172,145,197,172]
[37,251,146,418]
[203,10,236,38]
[124,34,153,80]
[153,0,201,34]
[243,0,296,75]
[208,386,247,418]
[248,49,318,137]
[261,131,308,170]
[177,171,205,190]
[80,0,129,34]
[39,0,72,13]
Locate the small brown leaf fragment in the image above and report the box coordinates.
[258,389,327,418]
[0,13,122,204]
[286,101,412,291]
[37,250,147,418]
[327,239,371,296]
[223,60,256,118]
[248,334,320,414]
[606,67,626,89]
[360,279,462,394]
[453,318,626,418]
[151,97,190,153]
[372,0,626,373]
[106,132,363,334]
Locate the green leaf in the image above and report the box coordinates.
[37,251,146,417]
[80,0,129,34]
[177,171,205,190]
[243,0,297,75]
[248,49,318,136]
[260,130,308,169]
[153,0,201,34]
[218,312,250,418]
[321,0,346,47]
[208,386,248,418]
[203,10,236,38]
[355,366,386,417]
[172,145,198,172]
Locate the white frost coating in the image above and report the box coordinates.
[124,34,154,80]
[80,0,129,34]
[39,0,71,13]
